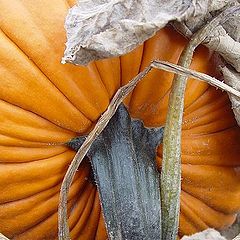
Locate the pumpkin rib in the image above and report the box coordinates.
[179,211,199,236]
[15,196,78,239]
[0,1,110,124]
[0,98,76,143]
[0,173,84,237]
[0,134,69,148]
[183,88,229,117]
[0,173,65,204]
[68,184,95,233]
[26,177,88,236]
[120,44,144,105]
[182,184,240,215]
[70,186,98,240]
[0,146,68,163]
[95,58,121,98]
[64,0,73,7]
[94,210,103,240]
[180,195,208,230]
[182,119,236,136]
[183,81,209,110]
[180,191,236,230]
[12,195,77,240]
[128,28,185,122]
[95,210,108,240]
[182,116,237,136]
[0,151,77,203]
[181,165,240,214]
[0,30,92,133]
[181,127,240,155]
[72,188,101,240]
[65,0,77,8]
[2,161,89,207]
[183,85,210,115]
[0,27,94,126]
[183,46,212,110]
[183,95,230,128]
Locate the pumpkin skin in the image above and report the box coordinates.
[0,1,240,239]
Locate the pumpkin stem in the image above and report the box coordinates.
[58,66,153,239]
[160,6,240,240]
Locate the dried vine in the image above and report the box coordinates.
[58,6,240,240]
[160,6,240,240]
[151,61,240,98]
[58,66,152,239]
[233,234,240,240]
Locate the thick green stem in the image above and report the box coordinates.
[160,45,193,240]
[160,6,240,240]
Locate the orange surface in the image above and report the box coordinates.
[0,1,239,239]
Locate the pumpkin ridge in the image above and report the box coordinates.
[68,184,95,232]
[0,163,89,206]
[183,86,210,114]
[94,59,121,98]
[182,120,236,135]
[181,196,208,230]
[180,191,236,233]
[0,134,68,147]
[182,184,240,215]
[0,28,94,126]
[13,196,77,240]
[0,31,92,133]
[179,210,199,236]
[0,1,109,124]
[126,42,145,93]
[1,186,77,235]
[65,0,76,8]
[73,188,100,239]
[30,179,88,236]
[69,186,98,239]
[93,208,102,240]
[183,95,230,123]
[0,146,68,163]
[180,188,224,219]
[120,45,144,105]
[183,88,229,117]
[0,99,76,143]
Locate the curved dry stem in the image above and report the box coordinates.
[233,233,240,240]
[58,66,152,239]
[0,233,9,240]
[151,60,240,98]
[160,5,240,240]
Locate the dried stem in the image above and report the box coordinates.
[151,60,240,98]
[0,233,9,240]
[160,6,240,240]
[233,233,240,240]
[58,66,152,239]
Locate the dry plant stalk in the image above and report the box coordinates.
[233,235,240,240]
[160,6,240,240]
[0,233,9,240]
[151,61,240,98]
[58,6,240,240]
[58,66,152,239]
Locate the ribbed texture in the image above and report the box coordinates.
[0,0,239,239]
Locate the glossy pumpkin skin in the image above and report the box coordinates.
[0,1,240,239]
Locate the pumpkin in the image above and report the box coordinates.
[0,1,240,239]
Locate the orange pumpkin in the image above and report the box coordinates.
[0,1,239,239]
